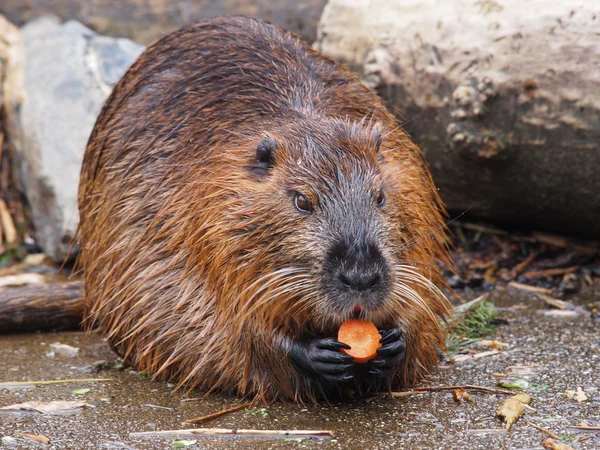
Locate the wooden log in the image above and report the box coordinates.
[0,281,84,333]
[315,0,600,239]
[0,0,327,45]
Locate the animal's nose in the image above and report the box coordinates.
[338,268,382,292]
[325,238,388,296]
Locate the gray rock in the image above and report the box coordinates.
[315,0,600,238]
[3,16,144,262]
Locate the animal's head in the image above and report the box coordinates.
[217,118,449,332]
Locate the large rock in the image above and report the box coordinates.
[315,0,600,239]
[0,0,327,45]
[3,16,144,262]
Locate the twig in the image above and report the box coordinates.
[567,425,600,431]
[538,294,573,310]
[392,385,516,396]
[531,232,599,251]
[508,281,552,294]
[129,428,333,438]
[524,419,561,439]
[522,266,579,279]
[0,199,17,244]
[512,252,537,276]
[141,404,174,411]
[0,378,112,387]
[390,391,428,398]
[16,433,50,444]
[184,402,254,424]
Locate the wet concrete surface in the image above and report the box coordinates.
[1,288,599,450]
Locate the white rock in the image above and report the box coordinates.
[3,16,144,262]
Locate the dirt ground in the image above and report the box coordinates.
[1,286,599,450]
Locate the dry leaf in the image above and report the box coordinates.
[542,438,575,450]
[22,253,48,266]
[506,365,539,375]
[17,433,50,444]
[564,387,588,402]
[453,388,472,402]
[0,400,87,414]
[477,340,510,349]
[453,349,500,362]
[50,343,79,357]
[0,273,46,287]
[496,393,532,430]
[1,437,17,446]
[540,310,580,318]
[499,377,530,389]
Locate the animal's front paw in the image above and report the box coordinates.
[367,328,406,377]
[290,338,355,382]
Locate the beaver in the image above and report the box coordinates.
[77,15,452,403]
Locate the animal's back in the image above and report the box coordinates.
[80,16,385,189]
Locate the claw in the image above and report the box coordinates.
[368,367,392,377]
[323,373,354,383]
[313,351,354,364]
[290,337,355,383]
[316,339,351,350]
[364,328,407,378]
[376,338,405,356]
[379,328,402,344]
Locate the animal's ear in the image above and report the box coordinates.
[252,135,277,175]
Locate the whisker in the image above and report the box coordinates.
[392,206,473,256]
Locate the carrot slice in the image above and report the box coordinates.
[337,320,382,363]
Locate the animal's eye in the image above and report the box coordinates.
[376,188,386,207]
[294,193,312,214]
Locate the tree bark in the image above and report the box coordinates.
[0,0,327,45]
[0,281,84,333]
[315,0,600,238]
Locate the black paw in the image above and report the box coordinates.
[367,328,406,377]
[290,338,355,383]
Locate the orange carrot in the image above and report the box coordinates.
[337,320,382,363]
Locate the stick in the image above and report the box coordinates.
[507,281,552,294]
[522,266,579,279]
[524,419,561,439]
[129,428,333,438]
[0,199,17,244]
[531,232,599,251]
[184,402,254,424]
[390,391,428,398]
[392,385,517,396]
[512,252,537,276]
[566,425,600,431]
[538,294,573,310]
[0,378,112,387]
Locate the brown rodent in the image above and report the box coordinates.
[77,16,452,403]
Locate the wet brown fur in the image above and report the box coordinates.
[77,16,452,403]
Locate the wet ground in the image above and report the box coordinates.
[1,288,599,450]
